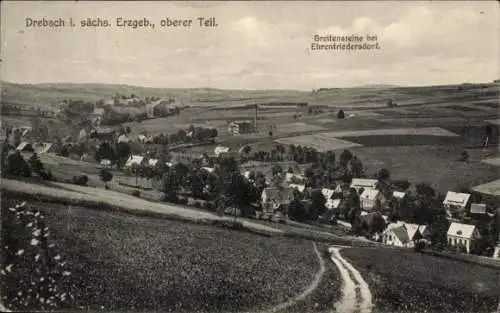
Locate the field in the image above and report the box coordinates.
[341,247,500,313]
[0,197,325,312]
[276,136,362,152]
[472,179,500,197]
[349,145,500,194]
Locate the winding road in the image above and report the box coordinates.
[329,246,373,313]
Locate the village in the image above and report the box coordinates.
[2,92,500,263]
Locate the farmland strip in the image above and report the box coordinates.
[263,242,325,313]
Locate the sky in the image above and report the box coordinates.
[1,1,499,90]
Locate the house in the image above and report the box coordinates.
[393,191,406,200]
[16,141,34,152]
[137,134,153,144]
[92,108,105,125]
[360,188,386,211]
[470,203,487,215]
[214,146,230,157]
[148,158,159,167]
[228,120,255,135]
[350,178,378,193]
[446,222,480,253]
[383,224,412,248]
[321,188,335,200]
[261,187,294,213]
[125,155,144,168]
[326,198,342,210]
[443,191,471,211]
[289,184,306,193]
[33,142,54,154]
[201,167,215,173]
[117,134,131,144]
[100,159,112,167]
[285,173,305,183]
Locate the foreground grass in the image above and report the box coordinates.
[1,197,322,313]
[342,247,500,313]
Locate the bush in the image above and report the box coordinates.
[194,201,201,208]
[71,175,88,186]
[131,190,141,197]
[337,110,345,119]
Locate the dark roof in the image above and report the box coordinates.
[391,225,410,243]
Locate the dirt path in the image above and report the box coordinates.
[329,246,373,313]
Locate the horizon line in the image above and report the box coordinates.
[2,79,498,92]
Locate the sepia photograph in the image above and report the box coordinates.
[1,1,499,312]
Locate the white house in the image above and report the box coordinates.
[350,178,378,193]
[125,155,144,168]
[470,203,487,215]
[393,191,406,200]
[446,222,480,254]
[443,191,471,211]
[285,173,305,183]
[148,158,159,167]
[117,134,131,144]
[201,166,215,173]
[289,184,306,193]
[214,146,230,157]
[383,224,412,248]
[360,188,386,211]
[100,159,112,167]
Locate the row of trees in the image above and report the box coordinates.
[1,149,54,181]
[151,126,218,146]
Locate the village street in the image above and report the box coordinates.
[329,246,373,313]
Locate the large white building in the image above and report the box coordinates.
[360,188,386,211]
[446,222,480,254]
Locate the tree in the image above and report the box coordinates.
[95,142,116,163]
[6,152,30,177]
[348,156,363,178]
[271,164,283,176]
[115,142,131,168]
[99,169,113,189]
[377,168,391,181]
[309,189,327,220]
[28,153,44,175]
[339,150,353,168]
[337,110,345,119]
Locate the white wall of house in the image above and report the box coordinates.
[447,235,473,253]
[382,231,405,247]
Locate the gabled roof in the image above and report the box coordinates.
[16,141,33,151]
[390,225,410,244]
[443,191,471,208]
[470,203,487,215]
[289,184,306,193]
[351,178,378,189]
[447,222,478,239]
[360,188,382,201]
[33,142,54,154]
[404,223,423,240]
